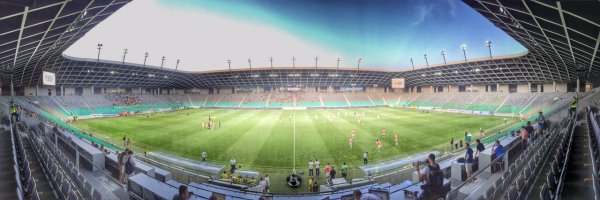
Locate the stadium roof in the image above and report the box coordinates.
[0,0,598,89]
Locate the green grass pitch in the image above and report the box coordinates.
[73,107,509,169]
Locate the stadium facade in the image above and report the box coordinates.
[1,0,598,96]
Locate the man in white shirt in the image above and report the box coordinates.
[308,160,314,177]
[230,158,236,173]
[315,159,321,176]
[264,174,270,193]
[201,151,207,161]
[363,152,368,165]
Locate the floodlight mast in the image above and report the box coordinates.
[227,59,231,71]
[161,56,165,68]
[292,56,296,69]
[336,57,340,69]
[410,57,414,69]
[485,40,493,59]
[441,50,447,65]
[315,56,318,69]
[461,44,468,61]
[248,58,252,70]
[424,54,429,67]
[270,57,273,69]
[143,52,148,66]
[122,48,128,64]
[96,43,103,61]
[176,59,180,70]
[357,58,362,70]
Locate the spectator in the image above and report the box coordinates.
[352,190,382,200]
[220,171,228,179]
[341,162,349,179]
[202,151,207,161]
[123,150,136,184]
[464,143,474,180]
[459,140,463,148]
[493,140,505,171]
[313,180,319,192]
[363,152,368,165]
[474,139,485,158]
[315,159,321,176]
[308,177,314,192]
[308,160,315,177]
[230,158,236,174]
[264,174,270,193]
[520,126,529,150]
[330,166,337,179]
[172,185,190,200]
[535,112,546,137]
[325,163,331,178]
[258,178,266,192]
[525,121,535,141]
[117,148,128,183]
[416,154,444,199]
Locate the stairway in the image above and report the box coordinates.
[0,129,18,200]
[21,134,56,199]
[560,121,596,199]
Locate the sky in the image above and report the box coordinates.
[64,0,527,71]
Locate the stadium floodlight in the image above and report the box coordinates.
[336,57,340,69]
[227,59,231,71]
[248,58,252,70]
[441,50,447,65]
[485,40,492,59]
[176,59,180,70]
[143,52,148,66]
[270,57,273,69]
[424,54,429,67]
[161,56,165,68]
[122,48,128,64]
[357,58,362,70]
[410,57,414,69]
[292,56,296,69]
[96,43,103,61]
[461,44,467,61]
[315,56,318,69]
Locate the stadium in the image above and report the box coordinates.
[0,0,599,200]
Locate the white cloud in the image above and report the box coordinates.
[64,0,346,71]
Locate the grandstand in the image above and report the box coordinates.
[0,0,599,200]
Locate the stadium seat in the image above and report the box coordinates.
[61,182,71,195]
[84,181,94,198]
[92,189,103,200]
[67,191,79,200]
[485,186,495,199]
[507,187,518,200]
[494,178,503,190]
[540,183,550,200]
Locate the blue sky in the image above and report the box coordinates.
[64,0,526,71]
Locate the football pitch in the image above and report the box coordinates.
[73,107,510,170]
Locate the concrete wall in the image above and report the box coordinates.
[366,87,385,94]
[219,88,233,94]
[420,86,434,93]
[83,88,93,95]
[64,87,75,95]
[447,85,459,93]
[517,84,530,93]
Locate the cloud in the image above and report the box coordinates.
[447,0,457,17]
[412,3,434,26]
